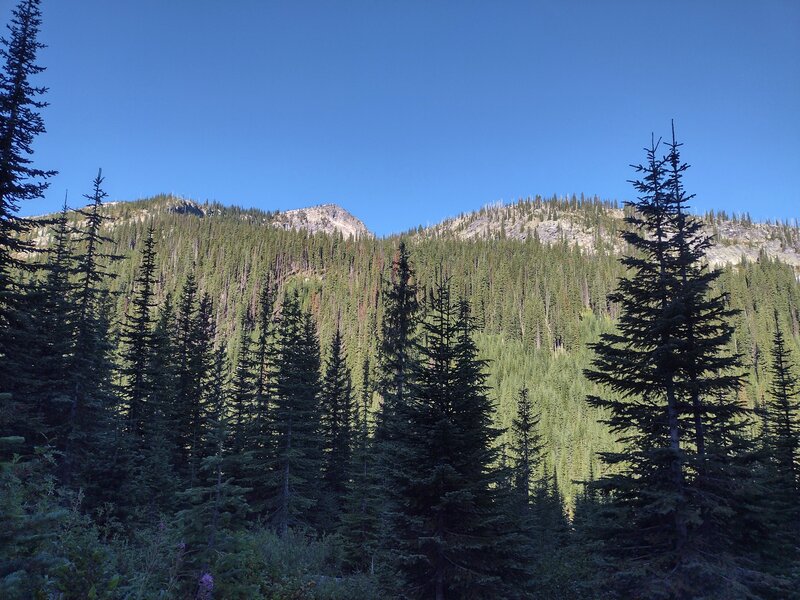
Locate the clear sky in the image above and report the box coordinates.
[17,0,800,235]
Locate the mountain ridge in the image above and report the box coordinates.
[36,193,800,271]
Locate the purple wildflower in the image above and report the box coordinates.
[196,572,214,600]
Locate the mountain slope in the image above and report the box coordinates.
[272,203,372,239]
[420,195,800,270]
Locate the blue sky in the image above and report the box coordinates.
[17,0,800,235]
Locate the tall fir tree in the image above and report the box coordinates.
[0,0,54,368]
[585,131,764,598]
[319,324,354,529]
[509,387,543,502]
[172,274,216,487]
[388,276,522,598]
[375,241,420,444]
[759,316,800,571]
[247,276,279,518]
[177,347,249,580]
[373,241,420,578]
[5,201,75,449]
[268,291,322,535]
[227,311,258,506]
[341,357,381,573]
[119,225,157,439]
[63,171,121,492]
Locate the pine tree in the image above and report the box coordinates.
[268,291,322,535]
[5,201,75,449]
[585,131,761,598]
[765,317,799,498]
[0,0,54,364]
[228,312,257,504]
[177,347,249,578]
[760,316,800,570]
[172,275,215,487]
[63,171,121,492]
[136,293,180,512]
[374,241,420,443]
[247,276,278,518]
[373,241,420,576]
[388,277,516,598]
[319,324,354,528]
[119,225,157,439]
[341,358,381,573]
[509,387,543,501]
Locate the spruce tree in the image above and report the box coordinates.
[388,277,515,598]
[5,201,75,449]
[319,324,354,528]
[136,293,180,512]
[119,225,157,439]
[177,347,249,579]
[510,387,543,501]
[63,171,120,492]
[247,278,280,518]
[765,317,799,498]
[341,358,381,573]
[0,0,54,363]
[172,275,215,487]
[228,312,257,503]
[760,316,800,570]
[373,241,420,575]
[268,291,323,535]
[585,131,761,598]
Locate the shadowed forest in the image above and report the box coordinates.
[1,2,799,599]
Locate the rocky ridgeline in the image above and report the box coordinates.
[271,203,372,239]
[422,200,800,271]
[30,195,798,271]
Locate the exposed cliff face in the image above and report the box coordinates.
[421,198,800,270]
[271,203,372,239]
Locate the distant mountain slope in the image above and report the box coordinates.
[272,203,372,239]
[59,195,373,240]
[33,193,799,272]
[419,196,800,270]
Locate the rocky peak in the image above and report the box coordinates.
[272,203,372,239]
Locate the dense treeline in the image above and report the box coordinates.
[1,1,799,598]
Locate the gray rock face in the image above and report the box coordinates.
[271,203,372,239]
[421,200,800,271]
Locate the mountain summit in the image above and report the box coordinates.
[272,203,372,239]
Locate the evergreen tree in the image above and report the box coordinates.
[585,132,761,598]
[0,0,54,363]
[177,347,249,579]
[388,277,518,598]
[268,291,322,535]
[341,358,381,573]
[172,274,215,486]
[373,241,420,577]
[765,317,799,498]
[246,277,278,518]
[227,312,258,505]
[509,387,543,501]
[119,225,157,439]
[375,241,420,442]
[136,293,180,512]
[319,324,354,528]
[760,316,800,570]
[5,201,75,449]
[63,171,120,492]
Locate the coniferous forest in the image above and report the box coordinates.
[1,2,799,598]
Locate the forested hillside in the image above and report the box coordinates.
[24,192,800,501]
